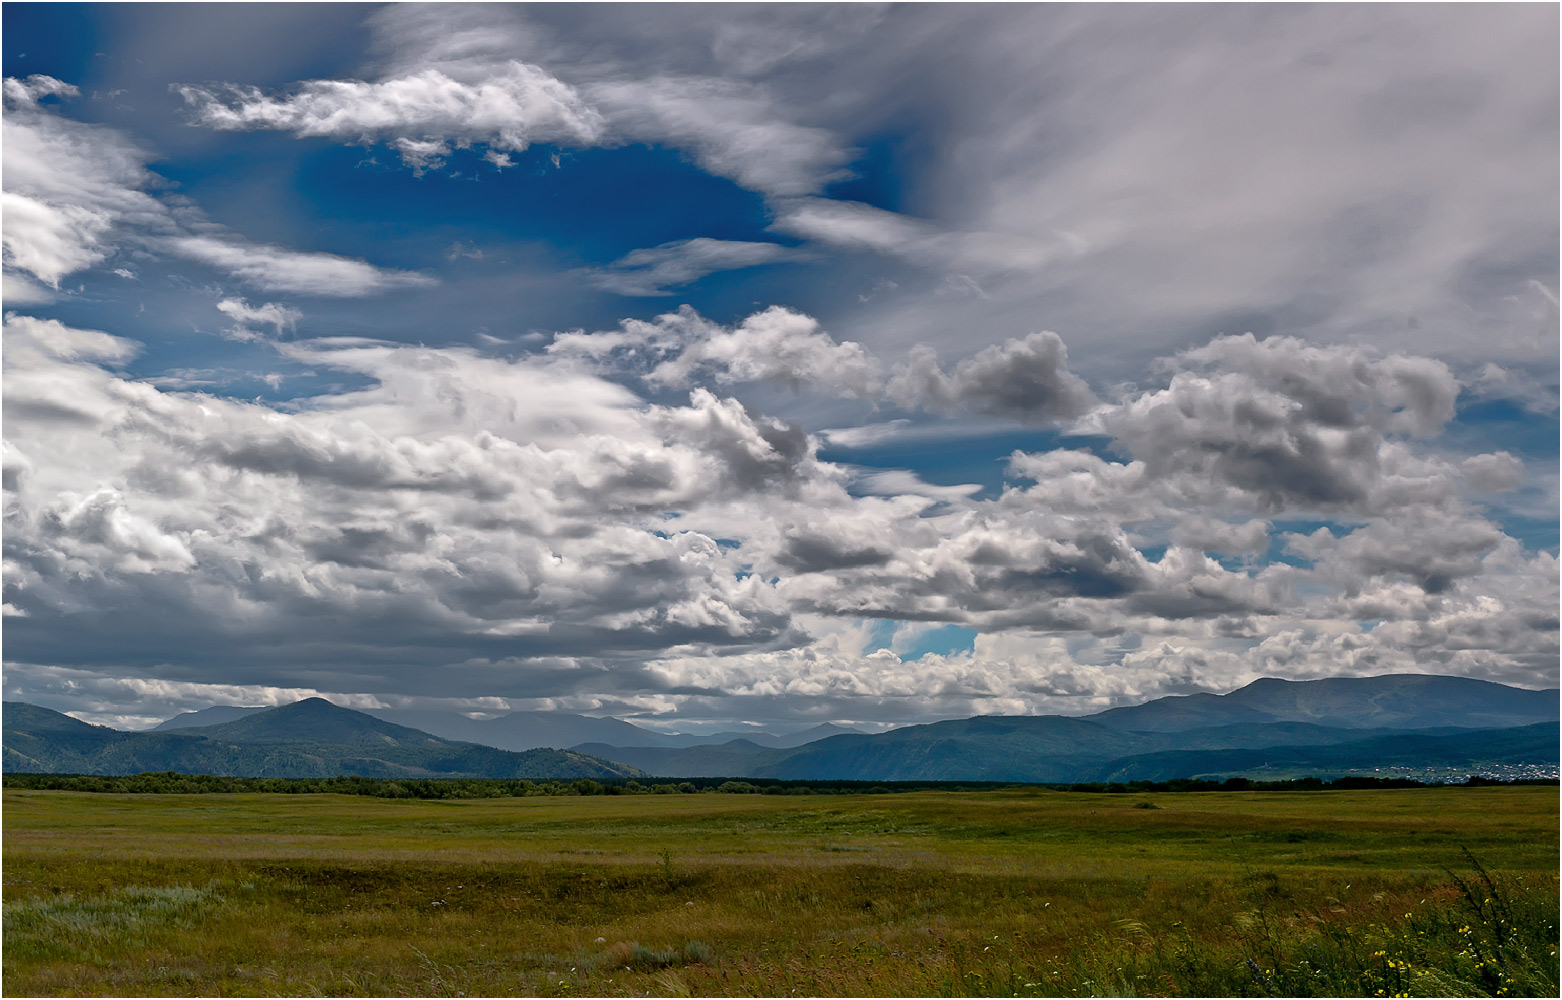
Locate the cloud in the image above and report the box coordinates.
[552,305,882,400]
[3,310,1553,720]
[640,518,1557,721]
[163,4,1557,380]
[2,74,80,108]
[2,77,440,297]
[1,79,164,287]
[5,7,1555,727]
[1461,451,1525,493]
[1465,363,1561,416]
[4,312,140,369]
[584,238,802,296]
[1290,514,1505,596]
[852,469,982,505]
[3,315,827,687]
[769,198,1076,281]
[554,306,1093,421]
[1169,517,1272,556]
[169,236,436,297]
[215,297,303,341]
[770,198,932,252]
[41,487,198,574]
[1,272,57,305]
[1090,334,1461,514]
[815,420,912,450]
[1175,333,1460,437]
[648,306,880,399]
[396,4,1554,378]
[176,61,606,171]
[0,661,399,730]
[444,241,486,262]
[887,331,1097,423]
[866,4,1557,366]
[181,6,856,198]
[587,77,852,197]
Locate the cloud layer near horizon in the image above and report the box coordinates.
[5,307,1554,730]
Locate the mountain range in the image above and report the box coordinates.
[156,706,863,751]
[5,674,1556,783]
[576,718,1556,783]
[3,699,645,781]
[570,675,1558,781]
[1087,674,1559,732]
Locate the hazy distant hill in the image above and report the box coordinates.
[363,710,864,751]
[747,723,868,750]
[588,718,1557,784]
[1088,674,1559,732]
[14,674,1556,784]
[148,703,864,753]
[588,716,1158,781]
[1092,722,1561,782]
[572,675,1558,782]
[154,706,269,730]
[571,739,784,777]
[759,715,1152,782]
[361,708,659,751]
[3,701,645,781]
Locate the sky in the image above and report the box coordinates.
[2,3,1557,732]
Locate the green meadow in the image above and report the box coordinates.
[3,786,1556,997]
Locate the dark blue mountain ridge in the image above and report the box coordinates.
[2,700,646,780]
[565,675,1558,782]
[1087,674,1558,732]
[7,674,1555,783]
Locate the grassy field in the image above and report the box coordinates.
[3,786,1556,997]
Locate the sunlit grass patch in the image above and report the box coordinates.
[3,884,229,964]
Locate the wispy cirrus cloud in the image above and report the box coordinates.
[170,236,435,297]
[582,237,804,296]
[215,297,303,341]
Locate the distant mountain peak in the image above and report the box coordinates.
[154,705,269,731]
[279,697,340,711]
[193,699,441,747]
[4,701,105,733]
